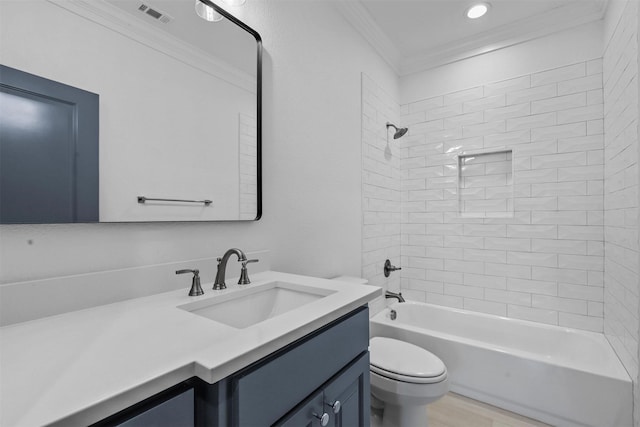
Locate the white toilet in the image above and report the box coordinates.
[370,337,449,427]
[331,276,449,427]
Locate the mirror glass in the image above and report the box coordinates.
[0,0,261,223]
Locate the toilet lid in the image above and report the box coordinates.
[370,337,446,382]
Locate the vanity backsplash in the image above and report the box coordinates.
[0,250,270,326]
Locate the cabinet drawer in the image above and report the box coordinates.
[231,306,369,427]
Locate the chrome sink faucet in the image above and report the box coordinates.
[213,248,247,290]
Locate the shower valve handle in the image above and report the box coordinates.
[384,259,401,277]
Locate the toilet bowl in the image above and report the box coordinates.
[370,337,449,427]
[330,277,448,426]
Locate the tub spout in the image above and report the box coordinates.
[385,290,405,303]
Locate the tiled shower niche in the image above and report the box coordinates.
[458,149,514,218]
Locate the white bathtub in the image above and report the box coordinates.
[370,301,632,427]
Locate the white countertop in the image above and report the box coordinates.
[0,271,381,427]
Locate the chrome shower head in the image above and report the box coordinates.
[386,122,408,139]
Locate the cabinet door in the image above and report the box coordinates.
[274,391,327,427]
[231,306,369,426]
[324,353,370,427]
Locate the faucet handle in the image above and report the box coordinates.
[383,259,402,277]
[238,259,259,285]
[176,269,204,296]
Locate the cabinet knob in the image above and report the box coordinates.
[313,412,329,426]
[326,400,341,414]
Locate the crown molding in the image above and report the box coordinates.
[46,0,256,93]
[333,0,401,74]
[338,0,606,77]
[401,2,605,75]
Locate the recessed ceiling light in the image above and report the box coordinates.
[466,3,489,19]
[195,0,246,21]
[195,0,223,22]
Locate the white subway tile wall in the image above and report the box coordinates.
[239,113,258,220]
[361,73,401,292]
[399,59,605,332]
[603,0,640,408]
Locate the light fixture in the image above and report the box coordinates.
[195,0,223,22]
[466,3,489,19]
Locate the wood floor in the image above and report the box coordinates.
[371,392,551,427]
[429,393,550,427]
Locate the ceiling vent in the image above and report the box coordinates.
[138,3,173,24]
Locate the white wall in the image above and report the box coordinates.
[602,1,640,425]
[0,1,397,309]
[399,58,606,331]
[361,73,401,303]
[239,0,398,279]
[396,23,606,332]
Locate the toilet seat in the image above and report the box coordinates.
[370,337,446,384]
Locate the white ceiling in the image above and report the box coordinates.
[337,0,607,75]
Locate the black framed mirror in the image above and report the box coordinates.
[0,0,261,223]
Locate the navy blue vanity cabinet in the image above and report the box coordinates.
[274,352,370,427]
[229,305,370,427]
[274,390,326,427]
[117,389,194,427]
[93,382,197,427]
[96,306,370,427]
[323,352,370,427]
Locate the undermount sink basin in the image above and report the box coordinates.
[178,281,336,329]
